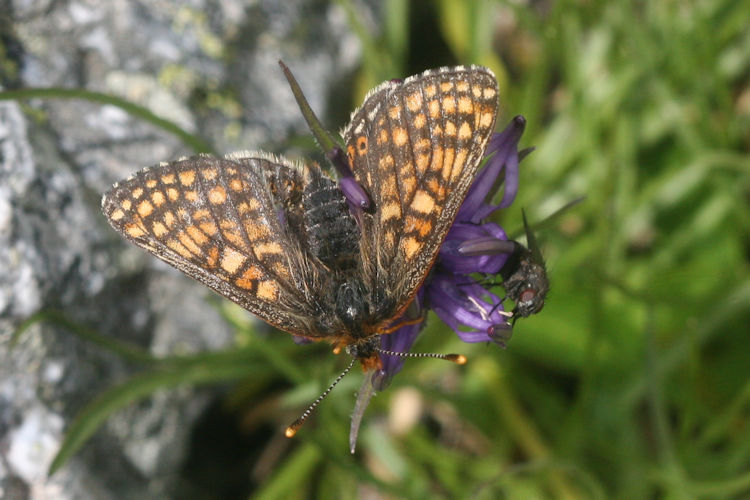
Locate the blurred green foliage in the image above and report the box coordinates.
[9,0,750,498]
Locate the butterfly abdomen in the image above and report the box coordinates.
[302,165,360,268]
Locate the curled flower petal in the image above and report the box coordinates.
[458,237,517,257]
[339,176,370,209]
[457,116,525,223]
[440,221,510,274]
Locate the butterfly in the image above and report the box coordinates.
[101,65,499,430]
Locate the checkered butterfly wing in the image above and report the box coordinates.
[344,66,499,316]
[101,154,322,337]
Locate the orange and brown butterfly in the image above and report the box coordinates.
[101,64,499,433]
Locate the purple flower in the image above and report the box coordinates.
[372,116,527,390]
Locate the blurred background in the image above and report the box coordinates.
[1,1,749,498]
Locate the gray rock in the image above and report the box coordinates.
[1,0,365,497]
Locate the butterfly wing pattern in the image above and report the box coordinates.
[102,65,499,369]
[101,154,324,337]
[344,66,498,320]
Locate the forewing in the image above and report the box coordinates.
[344,66,499,315]
[101,154,321,337]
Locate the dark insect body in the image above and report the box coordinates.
[500,210,549,319]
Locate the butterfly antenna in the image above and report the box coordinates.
[375,348,467,365]
[285,357,357,437]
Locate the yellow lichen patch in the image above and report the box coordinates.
[458,121,472,140]
[413,113,426,129]
[389,105,402,119]
[456,80,469,92]
[151,191,166,206]
[184,190,198,202]
[131,187,144,199]
[393,127,408,146]
[167,238,193,259]
[163,211,176,228]
[161,173,176,184]
[186,225,209,245]
[110,209,125,221]
[125,223,146,238]
[458,96,473,114]
[445,121,456,136]
[416,153,430,175]
[152,221,168,238]
[201,167,218,181]
[429,99,440,118]
[137,200,154,218]
[254,241,283,258]
[206,246,220,267]
[146,179,158,188]
[411,189,435,214]
[452,150,468,180]
[209,185,227,205]
[406,92,423,112]
[400,236,421,260]
[424,84,437,97]
[440,81,453,92]
[167,187,179,201]
[179,170,196,186]
[121,199,132,210]
[257,280,278,300]
[220,247,247,274]
[381,202,401,221]
[229,178,243,192]
[442,96,456,114]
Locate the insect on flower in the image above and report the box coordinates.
[101,62,543,442]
